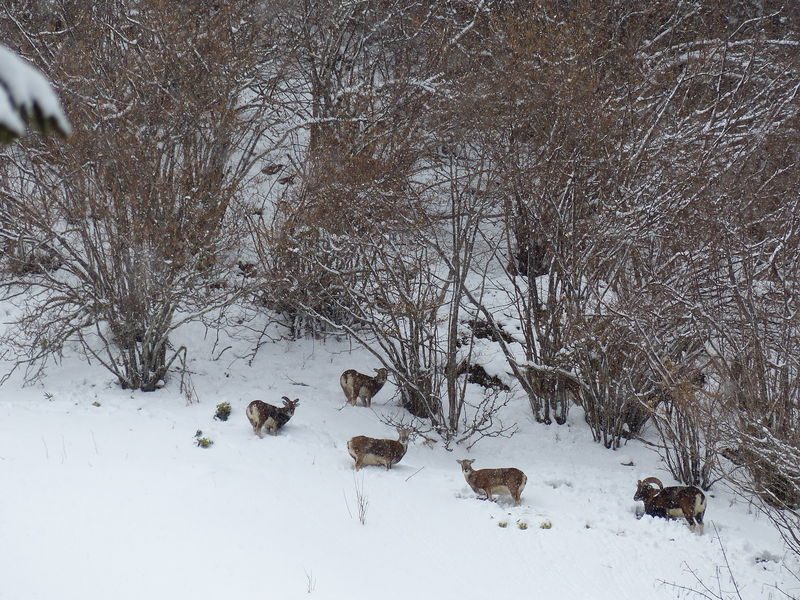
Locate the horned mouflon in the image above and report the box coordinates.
[246,397,299,438]
[634,477,706,532]
[340,368,388,407]
[347,428,410,470]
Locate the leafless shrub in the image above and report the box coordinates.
[693,172,800,558]
[455,386,518,450]
[343,473,369,526]
[564,317,652,450]
[645,369,722,491]
[0,2,269,390]
[247,0,441,339]
[253,203,363,339]
[661,523,798,600]
[296,231,448,423]
[251,137,411,339]
[380,382,517,451]
[304,569,316,594]
[715,350,800,559]
[659,524,745,600]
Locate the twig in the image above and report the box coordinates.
[657,523,746,600]
[212,344,232,361]
[405,466,425,482]
[342,489,353,519]
[285,375,310,387]
[713,523,743,599]
[353,473,369,525]
[304,568,316,594]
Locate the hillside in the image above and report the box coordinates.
[1,3,798,599]
[0,327,795,600]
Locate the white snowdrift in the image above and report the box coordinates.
[0,326,796,600]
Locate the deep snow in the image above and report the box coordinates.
[0,326,797,600]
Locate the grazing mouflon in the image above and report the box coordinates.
[246,397,299,437]
[457,459,527,506]
[340,368,388,407]
[634,477,706,532]
[347,428,410,470]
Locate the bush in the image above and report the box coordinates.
[214,402,232,422]
[194,430,214,448]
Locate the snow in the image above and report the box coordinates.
[0,44,71,139]
[0,323,797,600]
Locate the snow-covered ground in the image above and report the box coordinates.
[0,324,797,600]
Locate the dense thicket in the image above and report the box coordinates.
[0,1,272,389]
[1,0,798,553]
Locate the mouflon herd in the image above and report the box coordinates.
[243,367,708,531]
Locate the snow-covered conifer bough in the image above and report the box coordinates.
[0,43,71,144]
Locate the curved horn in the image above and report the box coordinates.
[641,477,664,490]
[281,396,290,402]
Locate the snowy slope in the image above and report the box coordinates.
[0,325,796,600]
